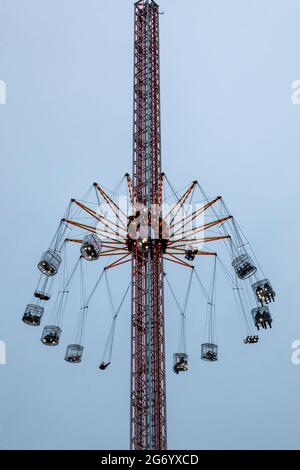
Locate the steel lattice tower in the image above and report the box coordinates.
[131,0,166,450]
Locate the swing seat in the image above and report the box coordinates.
[22,304,44,326]
[243,335,259,344]
[252,279,275,305]
[232,254,256,280]
[201,343,218,361]
[34,290,51,301]
[41,325,62,346]
[173,353,188,373]
[65,344,84,363]
[252,306,272,330]
[38,250,62,277]
[80,234,102,261]
[99,362,110,370]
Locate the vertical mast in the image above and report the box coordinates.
[131,0,166,450]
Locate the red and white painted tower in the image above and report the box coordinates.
[131,0,167,450]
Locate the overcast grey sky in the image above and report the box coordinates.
[0,0,300,450]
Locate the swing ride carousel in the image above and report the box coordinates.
[21,175,276,371]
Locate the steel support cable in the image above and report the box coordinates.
[32,269,56,303]
[221,199,246,252]
[195,182,236,256]
[232,287,248,338]
[170,187,196,228]
[213,261,218,343]
[211,257,217,342]
[193,267,210,302]
[102,280,132,364]
[227,267,253,338]
[70,267,108,348]
[175,192,197,238]
[219,221,238,260]
[49,255,81,326]
[69,199,127,237]
[233,218,266,279]
[63,256,81,292]
[181,183,197,240]
[220,200,264,283]
[165,269,194,353]
[164,274,182,314]
[235,283,254,335]
[163,175,192,207]
[78,184,96,204]
[182,269,194,317]
[71,265,112,348]
[216,253,235,284]
[107,174,128,200]
[98,175,129,230]
[48,202,73,252]
[105,269,116,317]
[39,273,54,297]
[29,274,52,307]
[231,275,255,335]
[240,287,256,335]
[67,185,95,231]
[164,179,196,233]
[71,185,98,222]
[241,275,256,311]
[168,199,223,240]
[79,258,87,306]
[179,269,194,353]
[179,182,198,230]
[216,255,253,337]
[189,183,197,205]
[102,319,117,364]
[230,215,245,250]
[60,240,69,290]
[85,269,106,307]
[205,256,217,344]
[69,263,84,345]
[95,183,128,230]
[216,199,241,250]
[74,258,88,346]
[68,186,100,246]
[94,182,102,210]
[92,196,126,242]
[223,258,253,335]
[46,243,69,320]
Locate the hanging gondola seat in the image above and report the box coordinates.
[38,250,62,277]
[201,343,218,361]
[41,325,62,346]
[99,362,111,370]
[80,234,102,261]
[232,254,256,280]
[252,279,275,305]
[65,344,84,363]
[22,304,44,326]
[173,353,188,373]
